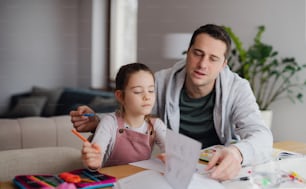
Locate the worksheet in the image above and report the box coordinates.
[116,129,225,189]
[164,129,202,189]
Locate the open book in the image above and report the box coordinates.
[273,148,303,160]
[13,169,116,189]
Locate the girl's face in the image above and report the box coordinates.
[117,70,155,117]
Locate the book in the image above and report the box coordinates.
[272,148,303,160]
[13,168,116,189]
[199,146,303,162]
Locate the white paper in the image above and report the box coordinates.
[119,148,306,189]
[114,170,172,189]
[114,169,225,189]
[164,129,202,189]
[116,130,226,189]
[188,173,225,189]
[129,158,165,173]
[222,157,306,189]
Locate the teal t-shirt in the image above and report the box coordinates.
[179,88,221,149]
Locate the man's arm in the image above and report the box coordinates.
[210,69,273,180]
[230,80,273,166]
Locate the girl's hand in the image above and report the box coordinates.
[81,142,102,170]
[156,153,166,164]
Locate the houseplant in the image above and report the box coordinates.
[224,25,306,111]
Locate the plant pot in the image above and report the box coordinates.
[261,110,273,129]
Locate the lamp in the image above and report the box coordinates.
[162,33,192,59]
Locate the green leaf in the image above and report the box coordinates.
[224,25,306,110]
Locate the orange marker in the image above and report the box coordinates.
[59,172,81,183]
[72,129,88,142]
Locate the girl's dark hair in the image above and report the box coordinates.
[115,62,154,91]
[188,24,232,59]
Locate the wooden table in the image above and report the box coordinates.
[1,141,306,189]
[273,140,306,154]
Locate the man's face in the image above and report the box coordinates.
[185,33,227,91]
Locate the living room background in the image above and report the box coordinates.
[0,0,306,142]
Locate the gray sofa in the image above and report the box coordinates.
[0,147,83,181]
[0,115,91,181]
[2,86,118,118]
[0,115,91,151]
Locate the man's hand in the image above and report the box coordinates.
[82,142,102,170]
[205,145,243,181]
[70,105,99,132]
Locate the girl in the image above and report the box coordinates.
[82,63,166,170]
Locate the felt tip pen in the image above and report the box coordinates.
[222,176,250,184]
[71,129,89,142]
[83,113,95,117]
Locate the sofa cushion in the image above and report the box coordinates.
[89,96,118,113]
[0,119,22,150]
[0,115,91,151]
[3,87,117,118]
[55,88,116,115]
[31,86,63,116]
[5,96,47,118]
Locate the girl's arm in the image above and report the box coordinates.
[153,118,167,153]
[91,113,118,167]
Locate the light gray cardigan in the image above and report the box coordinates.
[152,59,273,166]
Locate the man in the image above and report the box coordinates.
[70,24,273,181]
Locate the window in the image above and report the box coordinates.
[109,0,138,86]
[91,0,138,89]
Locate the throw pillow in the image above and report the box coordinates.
[6,96,47,118]
[31,86,63,116]
[89,96,118,113]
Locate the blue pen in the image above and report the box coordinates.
[83,113,95,117]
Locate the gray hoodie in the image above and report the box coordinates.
[152,59,273,166]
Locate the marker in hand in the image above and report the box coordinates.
[71,129,88,142]
[72,129,101,155]
[83,113,95,117]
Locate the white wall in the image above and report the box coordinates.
[0,0,92,113]
[138,0,306,143]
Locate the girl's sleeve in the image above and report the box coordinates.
[153,118,167,153]
[91,114,117,160]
